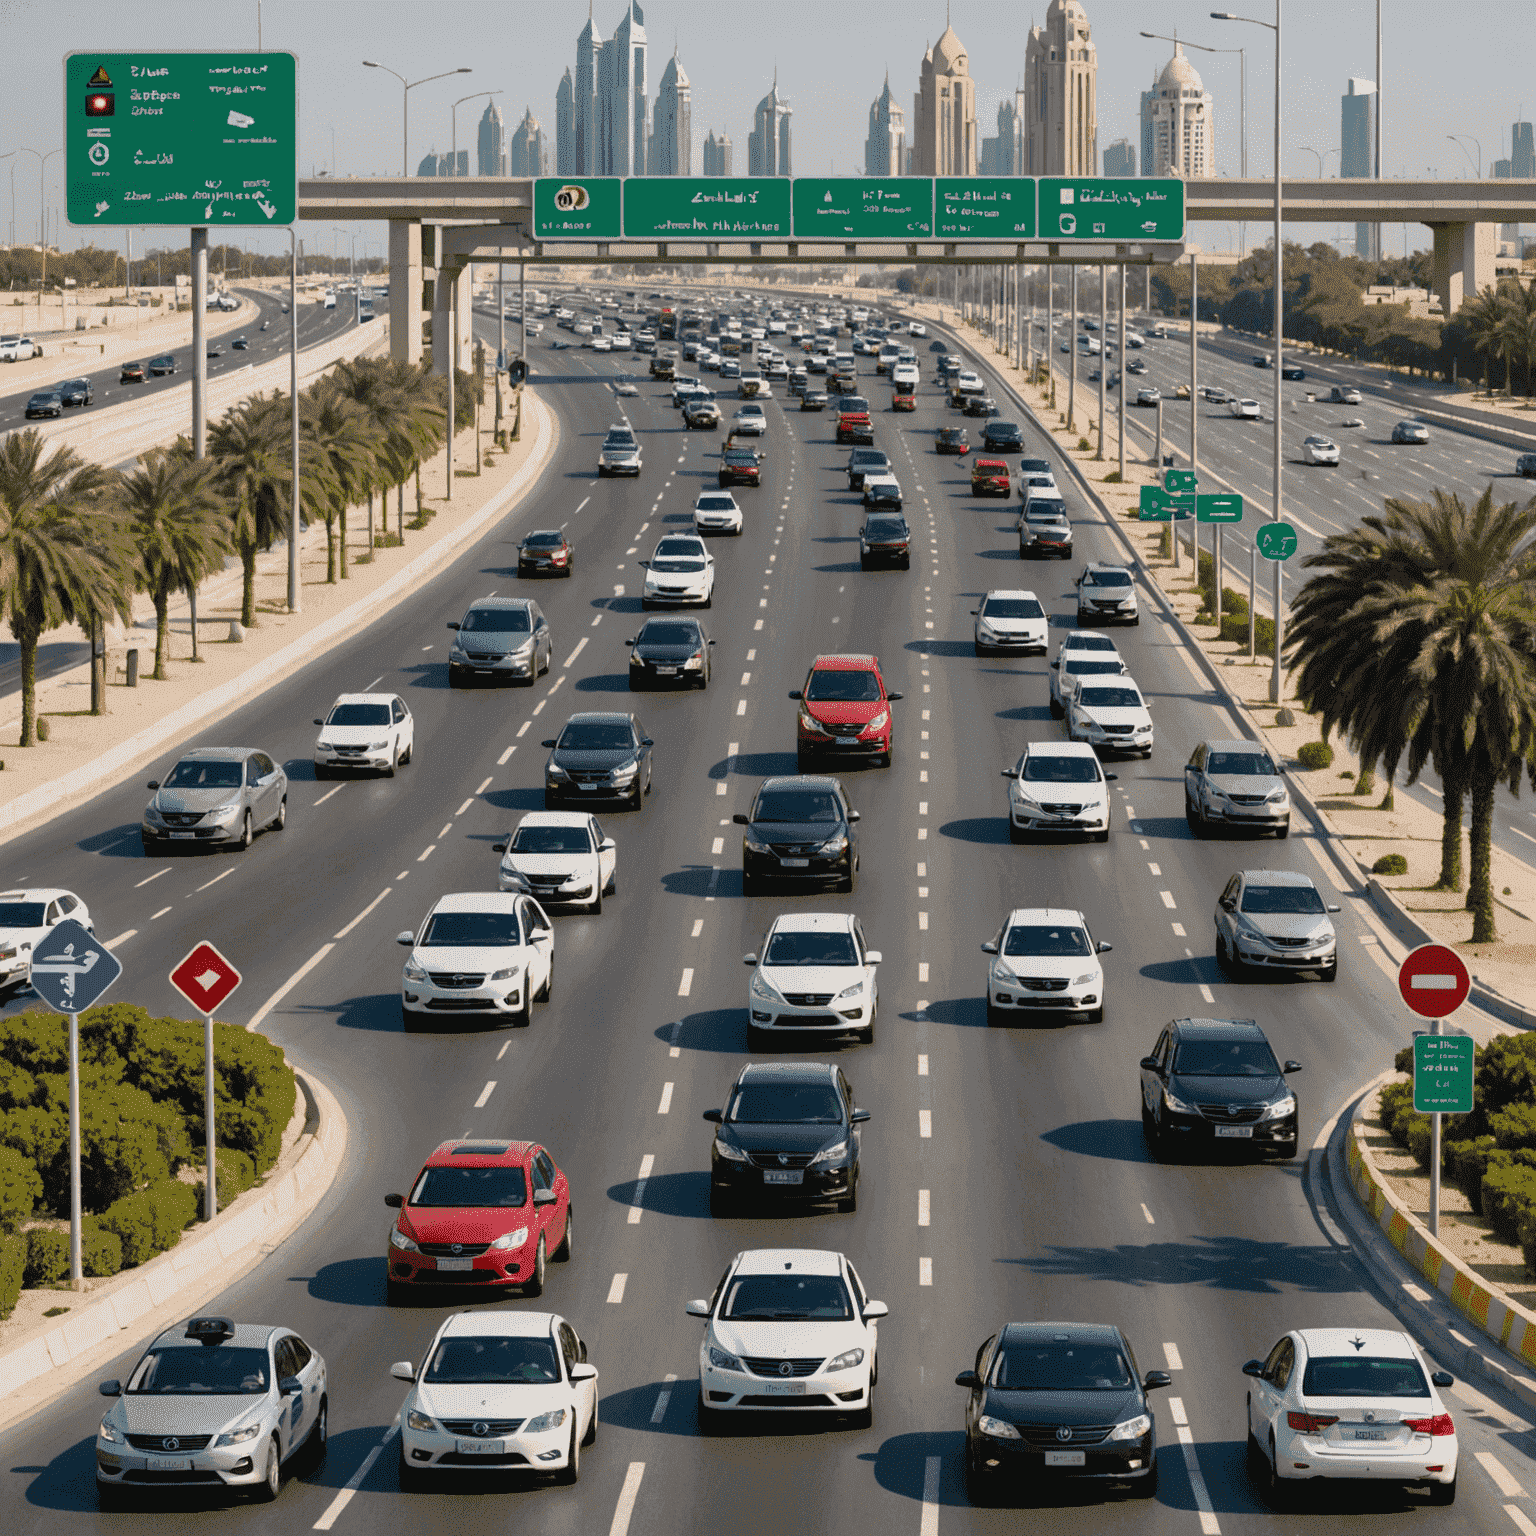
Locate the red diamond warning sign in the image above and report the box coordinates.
[170,942,242,1016]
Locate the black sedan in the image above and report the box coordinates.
[958,1322,1169,1502]
[626,616,713,690]
[232,336,249,351]
[24,390,63,419]
[982,420,1024,452]
[1518,453,1536,478]
[542,711,653,811]
[206,343,224,358]
[935,426,971,455]
[734,774,859,894]
[517,528,574,578]
[57,378,93,408]
[1139,1016,1300,1160]
[1280,363,1306,380]
[859,512,911,570]
[147,354,177,376]
[705,1060,867,1214]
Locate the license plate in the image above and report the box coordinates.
[1045,1450,1086,1467]
[1215,1125,1254,1139]
[765,1379,806,1395]
[654,666,677,675]
[455,1439,502,1455]
[1351,1428,1388,1441]
[836,736,859,747]
[169,831,195,839]
[578,782,600,791]
[780,858,809,868]
[763,1169,804,1185]
[436,1257,475,1272]
[146,1456,192,1471]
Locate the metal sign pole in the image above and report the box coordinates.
[69,1010,82,1289]
[1189,252,1199,566]
[1117,262,1127,483]
[1429,1017,1442,1237]
[204,1011,217,1221]
[1096,265,1106,461]
[1249,542,1257,657]
[287,229,300,614]
[191,227,208,458]
[1068,266,1077,429]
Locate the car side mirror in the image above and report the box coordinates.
[788,689,802,701]
[601,837,616,851]
[850,1108,870,1124]
[743,953,758,967]
[446,621,460,630]
[541,739,557,748]
[887,692,903,702]
[1241,1359,1265,1379]
[395,932,414,947]
[970,609,979,616]
[981,942,999,955]
[390,1361,415,1382]
[533,1188,558,1205]
[685,1299,711,1318]
[708,639,717,646]
[146,780,160,790]
[862,1301,889,1321]
[1143,1371,1172,1391]
[1104,773,1118,782]
[625,637,636,646]
[641,739,654,748]
[1140,1057,1163,1074]
[570,1363,599,1383]
[1430,1370,1454,1389]
[1326,904,1341,913]
[491,842,507,854]
[732,814,750,826]
[864,951,882,965]
[1050,659,1059,668]
[313,718,324,727]
[98,1379,122,1397]
[1096,941,1113,954]
[1283,1061,1302,1075]
[846,809,861,824]
[702,1109,724,1124]
[279,1375,303,1398]
[639,560,650,568]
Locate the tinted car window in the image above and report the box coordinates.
[865,519,908,538]
[327,704,391,726]
[164,759,242,789]
[1020,755,1101,783]
[1084,570,1132,588]
[1239,884,1325,915]
[982,597,1044,619]
[0,903,46,927]
[763,931,859,966]
[525,532,565,548]
[420,911,523,947]
[425,1336,559,1384]
[410,1165,529,1207]
[1206,751,1276,776]
[726,1083,844,1123]
[753,788,841,822]
[462,608,531,634]
[1077,687,1142,708]
[806,670,881,703]
[1300,1356,1429,1398]
[557,720,635,750]
[127,1347,269,1395]
[509,825,592,853]
[1003,924,1091,957]
[637,622,700,645]
[1171,1039,1281,1077]
[723,1275,853,1320]
[992,1341,1131,1391]
[1064,660,1123,678]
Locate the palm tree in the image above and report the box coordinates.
[381,360,445,538]
[120,449,231,678]
[1462,282,1524,395]
[330,359,404,558]
[301,386,376,582]
[209,393,292,625]
[0,430,127,746]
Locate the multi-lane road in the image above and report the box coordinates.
[6,290,1536,1536]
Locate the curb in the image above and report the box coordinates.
[0,1067,348,1432]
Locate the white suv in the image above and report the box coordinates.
[971,589,1047,655]
[1076,562,1139,626]
[493,811,617,914]
[982,906,1112,1024]
[1002,740,1115,842]
[1065,674,1154,756]
[744,912,881,1050]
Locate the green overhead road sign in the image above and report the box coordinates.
[1256,521,1299,560]
[65,51,296,226]
[534,177,622,240]
[935,178,1036,240]
[791,178,934,240]
[623,178,790,239]
[1164,468,1198,494]
[1039,177,1185,242]
[1138,485,1195,521]
[1413,1034,1474,1114]
[1197,493,1244,524]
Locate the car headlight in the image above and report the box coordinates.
[1266,788,1288,805]
[489,1226,530,1251]
[316,740,335,751]
[976,619,999,636]
[713,1137,750,1163]
[630,652,645,666]
[207,802,242,823]
[744,837,773,855]
[490,966,522,982]
[98,1416,123,1444]
[683,652,704,669]
[523,1407,567,1435]
[390,1226,419,1252]
[810,1140,850,1166]
[611,759,639,781]
[450,643,466,659]
[403,961,428,983]
[991,960,1019,984]
[1262,1094,1298,1122]
[750,973,785,1005]
[1162,1084,1197,1115]
[406,1409,438,1433]
[367,740,389,751]
[835,980,866,1001]
[826,1347,865,1371]
[863,710,889,734]
[818,835,848,856]
[547,764,570,780]
[978,1415,1022,1440]
[500,866,531,891]
[799,710,829,735]
[708,1347,744,1373]
[1071,971,1099,988]
[215,1421,265,1446]
[1107,1413,1153,1442]
[145,805,166,824]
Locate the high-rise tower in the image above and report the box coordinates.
[748,77,791,176]
[865,75,906,176]
[911,24,977,175]
[1023,0,1098,176]
[652,51,691,175]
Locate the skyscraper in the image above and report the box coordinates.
[1103,138,1135,178]
[865,75,905,176]
[416,150,440,177]
[652,51,691,175]
[1145,45,1215,178]
[980,93,1026,175]
[477,100,505,177]
[510,108,548,177]
[1512,121,1534,177]
[574,6,603,174]
[1341,78,1378,259]
[597,1,647,175]
[703,129,733,176]
[555,69,576,173]
[748,78,791,176]
[911,24,978,176]
[1023,0,1098,176]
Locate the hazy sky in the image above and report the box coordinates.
[2,0,1523,262]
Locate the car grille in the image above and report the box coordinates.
[1015,977,1069,993]
[743,1356,824,1377]
[566,769,613,785]
[656,586,692,596]
[782,993,835,1006]
[438,1450,528,1464]
[421,1241,491,1257]
[425,998,497,1011]
[1197,1102,1265,1124]
[522,873,572,889]
[333,745,368,757]
[1037,803,1084,816]
[1098,725,1135,737]
[159,812,204,827]
[1227,794,1271,807]
[1265,935,1318,949]
[428,972,485,988]
[465,652,506,663]
[737,1393,839,1408]
[1018,1423,1116,1448]
[771,1013,841,1027]
[769,843,823,857]
[126,1434,213,1452]
[746,1150,817,1169]
[441,1418,524,1435]
[1089,600,1127,611]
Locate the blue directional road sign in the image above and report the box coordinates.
[29,919,122,1013]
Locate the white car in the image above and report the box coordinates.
[909,322,927,337]
[0,888,93,991]
[1003,740,1115,842]
[733,404,768,435]
[1328,385,1362,404]
[971,589,1048,655]
[1230,398,1262,419]
[693,489,744,535]
[1050,649,1128,715]
[590,337,612,353]
[393,1310,597,1490]
[1301,434,1339,465]
[493,811,616,914]
[983,906,1111,1025]
[688,1248,886,1431]
[744,911,881,1050]
[1065,674,1155,756]
[0,335,37,363]
[312,692,413,777]
[955,370,983,395]
[1052,630,1121,672]
[613,379,639,398]
[1243,1327,1458,1507]
[396,891,554,1031]
[891,363,920,389]
[642,534,715,609]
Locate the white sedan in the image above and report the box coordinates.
[0,888,93,991]
[1300,434,1339,465]
[493,811,616,914]
[1065,676,1154,756]
[396,891,554,1030]
[982,906,1111,1024]
[909,322,927,337]
[1230,398,1262,419]
[955,370,984,395]
[689,1248,886,1431]
[393,1310,597,1489]
[1244,1326,1458,1507]
[745,911,881,1050]
[313,692,414,777]
[613,379,639,398]
[642,535,715,609]
[693,490,744,535]
[732,405,768,436]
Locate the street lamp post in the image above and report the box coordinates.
[1446,134,1482,179]
[332,227,358,324]
[1301,147,1338,178]
[15,147,62,323]
[452,91,502,178]
[361,62,473,176]
[1213,4,1284,704]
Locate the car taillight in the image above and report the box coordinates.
[1286,1412,1339,1433]
[1402,1415,1454,1437]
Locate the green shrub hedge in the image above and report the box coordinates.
[1218,611,1276,651]
[0,1231,23,1318]
[1480,1154,1536,1244]
[24,1228,68,1287]
[1372,853,1408,876]
[97,1178,199,1268]
[1297,741,1335,771]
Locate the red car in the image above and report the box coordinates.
[892,391,916,412]
[791,653,902,771]
[384,1138,572,1305]
[835,396,874,445]
[119,361,148,384]
[971,457,1011,497]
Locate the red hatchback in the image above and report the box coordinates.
[791,653,902,771]
[971,457,1011,497]
[384,1138,571,1305]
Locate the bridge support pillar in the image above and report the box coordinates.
[388,219,422,365]
[1428,221,1497,319]
[430,260,472,377]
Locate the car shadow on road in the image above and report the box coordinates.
[573,673,632,694]
[995,705,1054,722]
[815,561,864,574]
[718,750,799,780]
[397,661,453,691]
[918,995,988,1029]
[1140,956,1223,986]
[905,639,972,658]
[1040,1117,1152,1165]
[866,1433,967,1505]
[78,823,145,858]
[937,816,1012,845]
[654,1006,744,1055]
[482,786,547,815]
[301,1255,383,1308]
[660,863,738,898]
[599,1381,699,1438]
[606,1168,710,1219]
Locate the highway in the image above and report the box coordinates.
[7,291,1535,1536]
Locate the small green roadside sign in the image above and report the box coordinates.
[1164,468,1198,494]
[1138,485,1195,521]
[533,177,622,240]
[934,177,1035,240]
[1413,1034,1474,1114]
[623,178,790,240]
[1197,493,1243,524]
[791,178,934,240]
[1256,521,1299,560]
[1038,177,1185,241]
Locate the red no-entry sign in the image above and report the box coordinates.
[1398,943,1470,1018]
[170,942,243,1016]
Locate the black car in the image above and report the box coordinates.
[1139,1017,1301,1159]
[542,711,654,811]
[800,389,829,411]
[25,390,63,419]
[846,448,891,490]
[232,336,249,351]
[964,395,1000,418]
[207,343,224,358]
[957,1323,1169,1501]
[734,774,859,894]
[1519,454,1536,479]
[1280,363,1306,380]
[860,513,911,570]
[649,354,676,379]
[705,1061,867,1215]
[57,378,93,408]
[517,529,574,577]
[862,478,903,514]
[147,354,176,376]
[936,427,971,456]
[982,420,1024,452]
[626,616,714,690]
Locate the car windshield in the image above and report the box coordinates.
[1300,1356,1430,1399]
[696,497,735,512]
[1206,751,1276,776]
[419,911,522,947]
[1078,687,1143,709]
[722,1274,854,1320]
[1171,1039,1281,1077]
[1066,660,1123,678]
[638,623,700,646]
[510,825,592,854]
[327,704,391,727]
[727,1083,845,1124]
[1240,884,1326,915]
[1021,754,1102,784]
[525,532,564,548]
[164,759,243,789]
[1027,502,1068,520]
[763,931,860,967]
[461,608,531,634]
[410,1164,529,1207]
[1085,570,1132,588]
[652,558,706,574]
[424,1336,560,1385]
[0,903,46,927]
[1020,460,1051,474]
[866,520,907,538]
[557,721,635,750]
[753,789,841,823]
[1065,634,1117,653]
[992,1341,1132,1391]
[840,398,869,413]
[724,451,757,465]
[1003,924,1092,957]
[983,598,1045,620]
[806,670,882,703]
[127,1346,270,1396]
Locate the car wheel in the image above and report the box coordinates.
[305,1397,328,1471]
[697,1392,724,1436]
[237,812,253,851]
[1276,820,1290,839]
[512,987,532,1028]
[1087,1002,1105,1023]
[709,1183,737,1218]
[964,1445,997,1507]
[252,1436,281,1502]
[401,738,412,765]
[837,861,856,895]
[525,1236,547,1298]
[315,765,331,782]
[582,1397,598,1446]
[838,1173,859,1214]
[385,746,397,778]
[1049,696,1064,719]
[1428,1477,1457,1506]
[1263,1438,1293,1510]
[537,956,553,1002]
[796,752,815,774]
[554,1206,574,1262]
[860,558,871,571]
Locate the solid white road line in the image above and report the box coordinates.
[608,1462,646,1536]
[247,943,335,1033]
[1176,1424,1222,1534]
[311,1424,398,1529]
[679,968,693,997]
[920,1455,941,1536]
[134,867,172,887]
[1477,1451,1524,1496]
[607,1272,628,1304]
[333,887,392,940]
[650,1374,678,1423]
[657,1082,673,1115]
[103,930,136,950]
[628,1154,654,1224]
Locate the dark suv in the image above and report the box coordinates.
[734,774,859,894]
[846,448,891,491]
[982,420,1024,451]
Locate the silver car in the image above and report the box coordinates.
[1185,738,1290,838]
[142,748,287,853]
[447,597,551,688]
[95,1316,327,1507]
[1214,869,1339,981]
[597,430,642,476]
